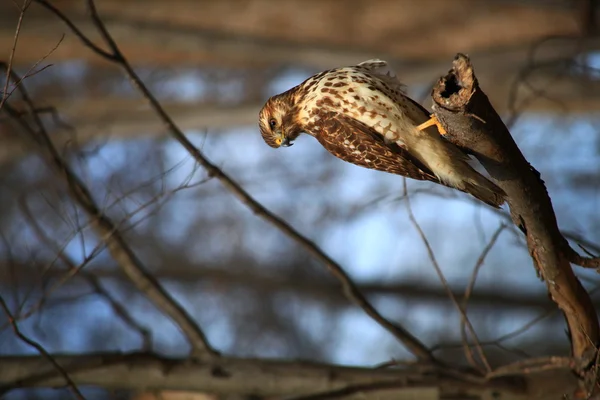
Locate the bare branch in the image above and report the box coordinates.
[0,64,217,359]
[18,198,153,350]
[461,224,507,369]
[485,207,600,256]
[33,0,117,61]
[0,294,86,399]
[403,180,490,373]
[487,356,573,379]
[1,1,28,111]
[0,352,526,398]
[566,248,600,269]
[1,0,62,112]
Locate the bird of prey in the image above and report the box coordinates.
[258,60,506,208]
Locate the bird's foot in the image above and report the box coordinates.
[416,114,447,136]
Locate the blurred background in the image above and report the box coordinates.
[1,0,599,399]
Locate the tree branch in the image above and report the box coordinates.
[430,54,599,389]
[566,247,600,269]
[0,294,85,399]
[0,64,218,360]
[0,352,525,398]
[18,197,153,350]
[0,0,30,112]
[403,180,490,373]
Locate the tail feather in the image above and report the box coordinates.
[430,155,507,208]
[404,132,507,208]
[461,177,506,208]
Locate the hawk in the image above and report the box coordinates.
[258,60,506,208]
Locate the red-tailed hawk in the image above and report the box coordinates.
[258,60,506,208]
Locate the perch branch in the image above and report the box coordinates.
[430,54,599,389]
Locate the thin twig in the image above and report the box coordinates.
[567,248,600,269]
[0,0,31,112]
[486,356,573,378]
[460,224,507,370]
[30,0,435,361]
[34,0,117,61]
[0,293,86,399]
[403,179,491,372]
[466,228,508,285]
[579,244,598,259]
[2,31,62,112]
[19,198,153,350]
[434,280,600,362]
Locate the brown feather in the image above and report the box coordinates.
[308,111,438,182]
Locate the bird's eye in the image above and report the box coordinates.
[269,119,277,129]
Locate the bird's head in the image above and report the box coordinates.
[258,92,301,149]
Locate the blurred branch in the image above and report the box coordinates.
[0,0,30,111]
[503,34,598,128]
[0,261,568,311]
[579,0,599,36]
[0,0,60,113]
[486,206,600,255]
[486,356,573,379]
[567,248,600,269]
[460,224,507,370]
[31,0,437,362]
[0,64,218,359]
[0,352,526,398]
[431,54,599,390]
[0,294,85,399]
[403,180,490,374]
[19,198,153,350]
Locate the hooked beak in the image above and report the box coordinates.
[281,135,293,147]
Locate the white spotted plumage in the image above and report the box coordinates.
[297,66,405,145]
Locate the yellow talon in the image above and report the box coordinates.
[417,114,447,136]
